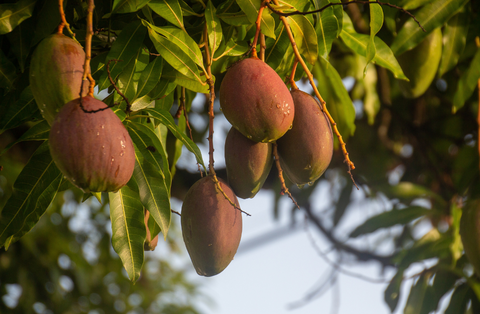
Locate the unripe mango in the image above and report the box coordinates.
[397,28,442,99]
[277,89,333,185]
[225,127,273,199]
[49,96,135,192]
[30,34,89,125]
[219,58,294,143]
[181,176,242,277]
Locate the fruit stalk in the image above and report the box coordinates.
[269,0,356,177]
[251,2,267,58]
[82,0,96,97]
[57,0,77,40]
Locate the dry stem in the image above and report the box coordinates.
[82,0,96,97]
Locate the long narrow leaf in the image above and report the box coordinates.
[148,0,185,31]
[205,1,222,62]
[287,15,318,65]
[236,0,275,38]
[144,108,206,170]
[0,141,62,249]
[148,29,203,84]
[132,143,171,239]
[391,0,469,55]
[453,47,480,113]
[438,9,469,77]
[0,0,36,35]
[0,120,49,156]
[109,186,146,282]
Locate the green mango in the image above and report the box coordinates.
[30,34,89,125]
[397,28,442,99]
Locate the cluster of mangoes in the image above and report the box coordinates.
[181,57,334,277]
[30,34,135,193]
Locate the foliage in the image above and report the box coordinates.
[0,0,480,313]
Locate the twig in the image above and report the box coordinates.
[107,59,132,113]
[83,0,95,97]
[270,0,357,187]
[250,2,267,58]
[303,203,395,267]
[57,0,78,40]
[211,174,251,216]
[171,209,181,216]
[259,34,266,61]
[272,142,300,209]
[266,0,425,32]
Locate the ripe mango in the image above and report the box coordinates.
[219,58,294,143]
[277,89,333,185]
[225,127,273,199]
[49,96,135,192]
[397,28,442,99]
[181,176,242,276]
[30,34,89,125]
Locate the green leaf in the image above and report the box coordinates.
[6,19,33,73]
[0,86,40,134]
[109,185,146,282]
[213,38,250,59]
[142,20,204,70]
[148,75,176,100]
[115,48,149,104]
[432,270,459,310]
[0,120,49,156]
[404,272,431,314]
[127,121,171,191]
[148,0,185,31]
[340,15,407,80]
[0,0,36,35]
[438,9,469,77]
[98,21,147,91]
[363,61,381,124]
[333,180,353,226]
[30,0,60,47]
[315,4,338,60]
[144,108,206,171]
[205,1,222,62]
[312,57,356,139]
[391,0,469,55]
[0,141,62,249]
[131,142,171,239]
[445,283,470,314]
[382,182,446,205]
[136,57,164,99]
[162,68,209,94]
[265,23,290,71]
[453,46,480,113]
[400,0,436,10]
[384,268,404,312]
[287,15,318,65]
[236,0,276,39]
[365,3,383,73]
[349,206,431,238]
[110,0,150,15]
[130,95,154,112]
[148,29,204,84]
[0,49,17,90]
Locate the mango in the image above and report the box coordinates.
[225,127,273,199]
[181,176,242,276]
[277,89,333,185]
[30,34,89,125]
[219,57,294,143]
[49,96,135,192]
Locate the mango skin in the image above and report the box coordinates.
[181,176,242,277]
[219,58,294,143]
[398,28,442,99]
[49,96,135,192]
[460,199,480,276]
[225,127,273,199]
[30,34,89,125]
[277,89,333,185]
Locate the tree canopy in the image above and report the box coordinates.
[1,0,480,313]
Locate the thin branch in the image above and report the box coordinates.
[83,0,95,97]
[303,203,395,267]
[250,2,267,58]
[107,59,131,113]
[266,0,425,32]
